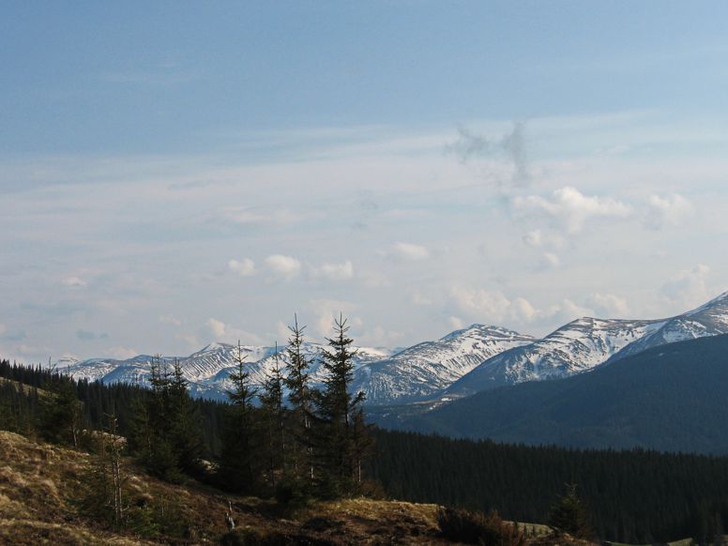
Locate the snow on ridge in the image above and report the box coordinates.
[60,290,728,404]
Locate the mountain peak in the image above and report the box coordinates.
[684,290,728,317]
[439,324,532,343]
[198,341,231,353]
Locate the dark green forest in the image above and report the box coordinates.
[3,345,728,544]
[372,335,728,454]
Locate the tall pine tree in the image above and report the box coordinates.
[258,343,287,491]
[218,341,258,493]
[314,314,367,498]
[168,359,203,475]
[283,315,315,489]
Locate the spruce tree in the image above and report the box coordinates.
[547,483,594,540]
[315,314,367,497]
[258,343,287,491]
[39,377,83,447]
[218,341,258,493]
[136,355,183,482]
[283,315,315,489]
[168,359,202,475]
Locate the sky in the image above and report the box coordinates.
[3,1,728,363]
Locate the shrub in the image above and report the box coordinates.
[437,506,526,546]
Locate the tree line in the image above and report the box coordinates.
[0,315,371,502]
[368,428,728,544]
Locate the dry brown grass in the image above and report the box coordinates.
[0,431,225,544]
[0,430,598,545]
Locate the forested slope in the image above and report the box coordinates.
[391,334,728,453]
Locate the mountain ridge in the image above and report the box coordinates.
[385,334,728,454]
[443,292,728,398]
[59,292,728,404]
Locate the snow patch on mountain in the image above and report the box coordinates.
[445,318,666,396]
[447,292,728,397]
[64,341,393,402]
[351,325,535,404]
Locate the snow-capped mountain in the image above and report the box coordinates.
[350,325,535,404]
[60,292,728,405]
[607,291,728,362]
[61,326,532,404]
[63,341,393,402]
[446,292,728,397]
[444,318,665,397]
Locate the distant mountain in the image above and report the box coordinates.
[350,325,535,404]
[387,334,728,454]
[444,317,664,397]
[61,292,728,405]
[607,290,728,361]
[61,325,533,404]
[445,292,728,397]
[63,341,391,402]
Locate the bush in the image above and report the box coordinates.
[547,483,594,540]
[437,506,526,546]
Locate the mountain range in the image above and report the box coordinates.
[59,291,728,405]
[380,333,728,454]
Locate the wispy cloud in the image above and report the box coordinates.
[223,207,302,227]
[661,264,711,308]
[228,258,256,277]
[309,260,355,282]
[381,242,430,262]
[76,329,108,341]
[643,193,694,230]
[446,122,530,188]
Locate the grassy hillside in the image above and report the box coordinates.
[1,429,569,545]
[395,334,728,453]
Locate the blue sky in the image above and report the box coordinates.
[3,2,728,362]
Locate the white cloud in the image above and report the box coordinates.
[587,293,630,317]
[522,229,565,249]
[310,260,355,281]
[540,299,595,326]
[204,318,263,345]
[540,252,561,269]
[228,258,256,277]
[448,316,465,330]
[207,318,227,339]
[522,229,543,247]
[106,346,139,360]
[358,269,392,288]
[159,314,183,327]
[0,324,5,335]
[175,333,200,349]
[309,299,357,339]
[509,297,539,323]
[661,264,711,308]
[62,276,87,288]
[449,287,538,325]
[275,320,293,344]
[643,193,694,230]
[356,324,405,347]
[410,291,433,306]
[383,242,430,261]
[513,186,633,233]
[264,254,302,281]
